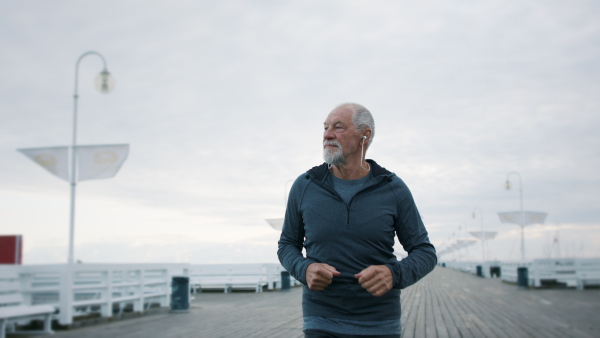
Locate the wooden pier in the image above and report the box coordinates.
[13,266,600,338]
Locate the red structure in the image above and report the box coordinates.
[0,235,22,264]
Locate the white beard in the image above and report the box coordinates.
[323,140,345,166]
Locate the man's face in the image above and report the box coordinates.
[323,106,361,166]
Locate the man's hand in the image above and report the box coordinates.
[306,263,341,291]
[355,265,393,297]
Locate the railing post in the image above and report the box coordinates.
[59,265,73,325]
[18,268,33,305]
[161,268,169,307]
[134,268,143,312]
[101,269,112,318]
[265,264,274,290]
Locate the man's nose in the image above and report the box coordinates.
[324,127,335,139]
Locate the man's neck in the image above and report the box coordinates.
[330,161,370,180]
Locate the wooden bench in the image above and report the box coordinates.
[0,266,55,338]
[189,264,268,293]
[530,258,578,288]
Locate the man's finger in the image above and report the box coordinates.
[354,267,375,284]
[316,268,333,279]
[307,263,340,291]
[355,265,394,297]
[322,264,341,276]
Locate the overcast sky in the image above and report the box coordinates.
[1,0,599,265]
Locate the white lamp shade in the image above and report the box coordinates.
[265,218,284,231]
[94,70,115,93]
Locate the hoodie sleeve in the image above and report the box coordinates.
[385,178,437,289]
[277,175,316,284]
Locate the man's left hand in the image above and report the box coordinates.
[355,265,393,297]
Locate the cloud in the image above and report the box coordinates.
[24,233,282,265]
[1,1,599,264]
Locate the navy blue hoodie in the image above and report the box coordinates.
[278,160,436,321]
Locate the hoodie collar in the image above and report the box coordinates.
[306,159,394,182]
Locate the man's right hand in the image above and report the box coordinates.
[305,263,341,291]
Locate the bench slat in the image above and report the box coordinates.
[0,293,24,305]
[0,304,55,319]
[0,281,20,292]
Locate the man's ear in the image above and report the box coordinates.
[363,130,372,143]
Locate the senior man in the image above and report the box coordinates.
[278,103,437,337]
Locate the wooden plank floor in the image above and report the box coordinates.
[14,266,600,338]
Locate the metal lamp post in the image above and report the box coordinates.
[505,172,525,260]
[68,51,115,265]
[471,207,485,262]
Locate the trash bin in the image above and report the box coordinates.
[517,267,528,288]
[280,271,291,292]
[170,276,190,313]
[476,265,483,277]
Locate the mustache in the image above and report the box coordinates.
[323,140,341,148]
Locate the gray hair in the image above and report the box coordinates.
[336,103,375,147]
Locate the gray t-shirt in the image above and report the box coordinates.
[330,171,372,204]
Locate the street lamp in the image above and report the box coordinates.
[68,51,115,265]
[472,207,485,262]
[457,223,468,261]
[505,172,525,260]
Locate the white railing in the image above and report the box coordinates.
[575,258,600,290]
[264,263,284,290]
[264,264,302,288]
[2,262,300,328]
[442,261,478,274]
[442,260,503,278]
[16,263,188,325]
[440,258,600,290]
[528,258,600,289]
[0,265,55,337]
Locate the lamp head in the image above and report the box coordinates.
[505,180,511,190]
[94,69,115,94]
[471,212,476,219]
